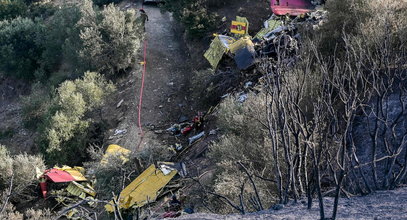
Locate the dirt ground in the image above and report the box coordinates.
[105,0,197,153]
[0,76,34,154]
[173,186,407,220]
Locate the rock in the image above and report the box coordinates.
[154,130,163,134]
[209,129,218,135]
[272,204,284,210]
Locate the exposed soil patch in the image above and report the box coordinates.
[0,75,35,154]
[104,1,198,153]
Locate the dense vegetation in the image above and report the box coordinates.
[0,0,143,165]
[0,0,144,218]
[161,0,218,37]
[1,0,406,219]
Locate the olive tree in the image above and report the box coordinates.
[78,0,142,75]
[0,17,43,80]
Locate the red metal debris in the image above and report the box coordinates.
[43,168,76,183]
[270,0,313,16]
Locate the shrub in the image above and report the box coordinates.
[0,201,23,220]
[77,0,142,75]
[162,0,218,38]
[180,1,218,37]
[85,139,171,200]
[207,94,277,213]
[0,145,13,184]
[316,0,407,63]
[42,72,115,164]
[0,0,142,81]
[357,0,407,51]
[0,201,53,220]
[21,83,54,128]
[135,139,172,165]
[12,153,46,193]
[0,17,43,80]
[85,145,142,199]
[0,145,46,199]
[0,0,28,20]
[26,1,56,19]
[47,71,115,152]
[315,0,367,56]
[38,4,81,75]
[24,208,53,220]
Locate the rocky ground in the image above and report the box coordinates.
[173,187,407,220]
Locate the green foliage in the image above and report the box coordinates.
[85,145,141,199]
[356,0,407,51]
[316,0,367,55]
[21,83,54,128]
[0,0,28,20]
[46,71,115,152]
[38,5,82,76]
[0,17,43,80]
[0,145,46,196]
[0,0,141,82]
[207,94,276,213]
[162,0,218,37]
[38,72,115,165]
[26,2,56,19]
[0,127,15,139]
[316,0,407,59]
[77,1,142,74]
[0,145,13,184]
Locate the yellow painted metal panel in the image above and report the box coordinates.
[101,144,131,165]
[255,19,281,39]
[66,182,86,198]
[105,164,177,212]
[232,16,249,36]
[55,166,87,181]
[231,21,247,35]
[204,36,228,69]
[229,36,254,54]
[67,181,96,198]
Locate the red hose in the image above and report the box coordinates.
[137,39,147,150]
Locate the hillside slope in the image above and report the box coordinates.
[174,187,407,220]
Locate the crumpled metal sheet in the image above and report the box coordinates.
[105,163,178,211]
[204,35,235,69]
[229,36,254,54]
[255,19,282,40]
[100,144,131,165]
